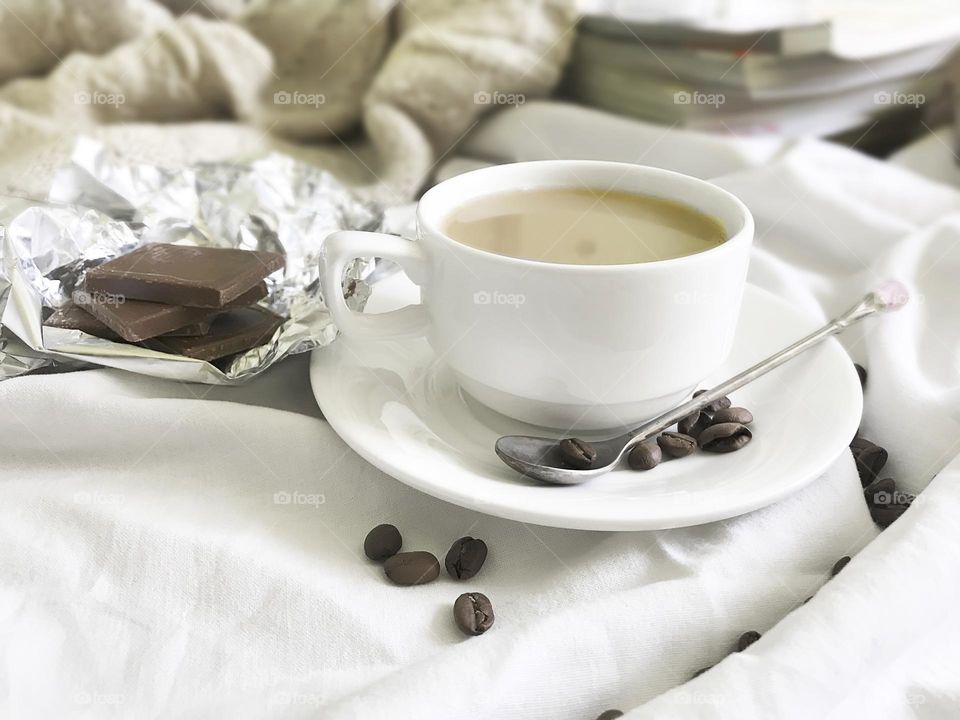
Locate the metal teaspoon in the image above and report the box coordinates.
[495,282,908,485]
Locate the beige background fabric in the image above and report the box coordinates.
[0,0,577,201]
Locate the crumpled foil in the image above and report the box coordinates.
[0,137,412,384]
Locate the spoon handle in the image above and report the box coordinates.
[618,285,904,455]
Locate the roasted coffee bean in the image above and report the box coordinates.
[453,592,494,636]
[692,666,712,679]
[854,443,888,486]
[831,556,851,576]
[384,551,441,586]
[364,523,402,561]
[445,536,488,580]
[699,423,752,453]
[595,711,624,720]
[737,630,761,652]
[849,436,873,452]
[559,437,597,469]
[678,410,712,438]
[657,431,697,458]
[694,389,731,412]
[863,477,896,507]
[871,503,909,529]
[711,407,753,426]
[627,441,662,471]
[854,363,867,389]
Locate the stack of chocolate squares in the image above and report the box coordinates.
[44,244,286,363]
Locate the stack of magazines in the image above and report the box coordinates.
[567,13,956,143]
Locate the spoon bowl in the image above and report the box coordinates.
[495,435,626,484]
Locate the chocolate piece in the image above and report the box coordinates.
[143,306,283,361]
[163,318,214,337]
[44,302,218,341]
[85,244,284,307]
[44,303,121,340]
[45,301,225,342]
[44,303,119,340]
[73,282,267,343]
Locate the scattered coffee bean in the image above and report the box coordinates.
[852,441,887,486]
[737,630,761,652]
[595,711,624,720]
[694,389,731,412]
[364,523,402,561]
[711,407,753,426]
[627,441,662,470]
[863,477,896,507]
[657,431,697,458]
[854,363,867,389]
[453,592,495,636]
[678,410,712,438]
[559,437,597,469]
[831,556,850,576]
[384,551,441,586]
[699,423,752,453]
[445,536,488,580]
[870,503,909,529]
[692,666,712,679]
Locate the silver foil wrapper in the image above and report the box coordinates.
[0,138,412,384]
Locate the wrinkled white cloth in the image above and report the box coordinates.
[3,101,960,718]
[0,0,959,714]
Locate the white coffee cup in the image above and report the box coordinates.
[321,160,753,431]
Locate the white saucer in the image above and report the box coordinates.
[310,281,862,531]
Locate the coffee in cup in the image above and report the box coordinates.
[442,187,725,266]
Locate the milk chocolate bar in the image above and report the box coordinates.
[73,282,267,342]
[44,303,121,341]
[45,303,215,340]
[84,244,284,307]
[143,306,284,361]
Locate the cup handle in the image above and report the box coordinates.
[320,230,429,338]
